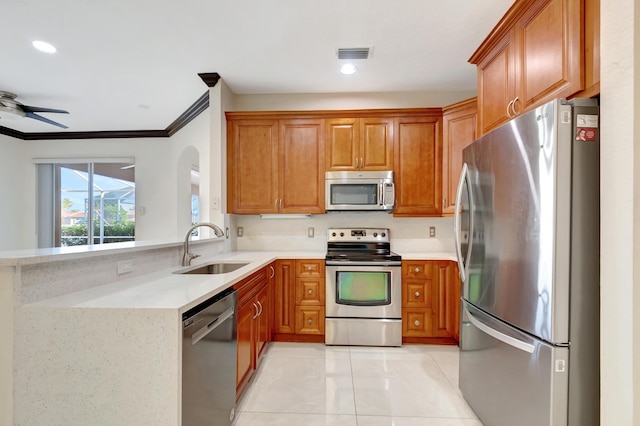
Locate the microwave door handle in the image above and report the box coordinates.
[379,183,384,207]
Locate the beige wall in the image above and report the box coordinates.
[231,90,475,112]
[0,136,28,250]
[600,0,639,423]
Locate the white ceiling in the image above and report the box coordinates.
[1,0,514,134]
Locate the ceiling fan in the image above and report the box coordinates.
[0,91,69,129]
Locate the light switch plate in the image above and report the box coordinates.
[308,227,315,238]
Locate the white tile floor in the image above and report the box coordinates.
[235,342,482,426]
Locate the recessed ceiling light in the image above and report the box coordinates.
[32,40,57,54]
[340,64,357,75]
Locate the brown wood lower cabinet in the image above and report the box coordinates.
[234,266,270,399]
[402,260,460,344]
[273,258,325,342]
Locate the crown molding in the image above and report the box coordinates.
[0,74,218,141]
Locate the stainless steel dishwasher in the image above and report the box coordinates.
[182,287,238,426]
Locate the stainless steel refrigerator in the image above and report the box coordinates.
[454,98,600,426]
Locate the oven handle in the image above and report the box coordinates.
[325,261,402,267]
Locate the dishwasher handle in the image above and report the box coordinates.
[191,306,235,345]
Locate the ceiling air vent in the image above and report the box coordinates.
[336,47,372,60]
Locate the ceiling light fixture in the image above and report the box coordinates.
[32,40,57,54]
[340,64,357,75]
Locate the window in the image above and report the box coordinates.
[191,168,200,226]
[37,159,135,248]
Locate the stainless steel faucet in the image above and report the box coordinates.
[182,222,225,266]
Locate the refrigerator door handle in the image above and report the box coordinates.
[454,163,471,283]
[464,304,535,354]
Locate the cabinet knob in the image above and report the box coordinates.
[307,319,313,324]
[308,289,312,295]
[307,266,312,271]
[414,267,420,273]
[415,291,420,297]
[414,320,421,327]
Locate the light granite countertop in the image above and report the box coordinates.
[22,249,454,313]
[25,250,326,313]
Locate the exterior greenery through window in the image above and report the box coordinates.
[58,162,135,246]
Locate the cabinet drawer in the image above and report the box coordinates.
[296,259,325,277]
[402,261,432,279]
[234,268,268,304]
[403,280,433,308]
[402,308,434,337]
[295,306,325,335]
[295,277,325,305]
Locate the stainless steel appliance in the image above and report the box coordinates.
[325,228,402,346]
[454,98,600,426]
[182,288,238,426]
[325,171,395,211]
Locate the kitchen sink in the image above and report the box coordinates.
[174,262,250,275]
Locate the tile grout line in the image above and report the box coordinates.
[348,346,360,426]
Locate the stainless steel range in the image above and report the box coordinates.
[325,228,402,347]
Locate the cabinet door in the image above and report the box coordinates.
[583,0,600,96]
[326,117,393,171]
[476,30,517,135]
[274,260,296,334]
[236,299,254,395]
[279,119,325,213]
[442,99,477,215]
[393,115,442,216]
[255,283,270,363]
[227,119,279,214]
[432,261,461,340]
[360,117,393,170]
[326,118,359,170]
[514,0,583,113]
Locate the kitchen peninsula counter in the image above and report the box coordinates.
[4,243,455,425]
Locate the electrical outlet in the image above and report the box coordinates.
[237,227,244,237]
[117,259,133,275]
[429,226,436,238]
[308,227,315,238]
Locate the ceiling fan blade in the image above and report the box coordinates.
[25,111,68,129]
[21,105,69,114]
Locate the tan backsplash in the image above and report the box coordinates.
[233,212,454,253]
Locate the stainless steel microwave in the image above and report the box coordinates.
[325,171,395,211]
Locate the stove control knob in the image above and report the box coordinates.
[340,232,344,237]
[381,232,386,237]
[332,232,336,237]
[373,232,378,237]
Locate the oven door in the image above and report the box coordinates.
[325,264,401,319]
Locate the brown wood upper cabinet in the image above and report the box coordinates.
[326,117,393,171]
[470,0,584,136]
[393,113,443,217]
[442,99,477,215]
[227,115,325,214]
